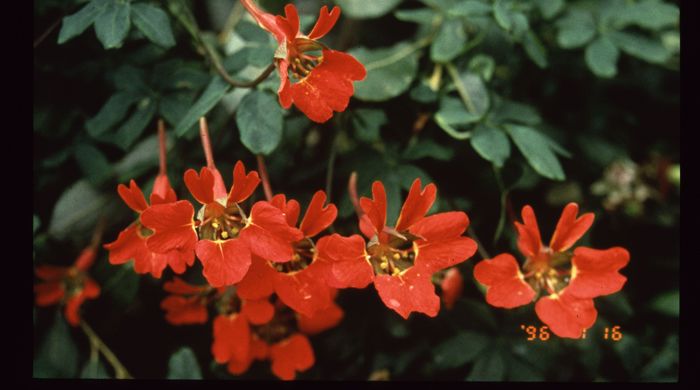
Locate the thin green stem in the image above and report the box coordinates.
[445,62,477,114]
[79,320,133,379]
[492,165,509,244]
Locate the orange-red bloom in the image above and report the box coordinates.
[240,0,366,123]
[104,177,194,278]
[237,191,337,317]
[161,277,211,325]
[316,179,477,319]
[34,248,101,326]
[440,267,464,310]
[473,203,630,338]
[142,161,303,287]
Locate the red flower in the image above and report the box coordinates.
[142,161,303,287]
[161,277,211,325]
[237,191,337,317]
[104,178,194,278]
[316,179,477,319]
[34,248,101,326]
[240,0,366,123]
[440,267,464,310]
[473,203,630,338]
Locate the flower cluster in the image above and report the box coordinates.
[102,118,474,379]
[473,203,630,338]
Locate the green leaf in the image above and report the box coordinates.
[80,359,111,379]
[395,164,433,192]
[640,335,678,380]
[102,263,140,307]
[470,125,510,167]
[352,109,387,143]
[556,10,596,49]
[111,97,157,150]
[236,91,283,155]
[453,71,490,116]
[394,8,436,25]
[48,180,109,241]
[447,1,492,17]
[113,134,166,182]
[175,76,231,137]
[506,356,545,381]
[94,0,131,49]
[131,3,175,48]
[506,124,565,181]
[112,65,148,92]
[85,92,141,137]
[585,36,619,78]
[431,18,466,63]
[608,31,670,64]
[649,290,679,317]
[335,0,403,19]
[466,346,506,381]
[622,0,679,30]
[403,139,454,161]
[159,92,196,126]
[349,42,420,102]
[523,31,548,68]
[534,0,564,20]
[33,215,41,236]
[57,0,108,44]
[490,98,541,126]
[74,143,112,185]
[493,0,512,31]
[33,313,79,378]
[435,96,481,139]
[167,347,203,379]
[468,54,495,81]
[433,331,489,370]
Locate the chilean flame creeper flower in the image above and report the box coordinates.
[236,190,338,317]
[241,0,366,123]
[473,203,630,338]
[34,248,101,326]
[104,121,194,278]
[316,178,478,319]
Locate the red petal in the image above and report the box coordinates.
[395,179,436,232]
[270,194,300,227]
[141,201,198,255]
[82,277,101,298]
[117,180,148,213]
[74,247,97,271]
[473,253,535,309]
[567,247,630,299]
[239,201,304,262]
[409,211,469,241]
[34,281,65,306]
[227,161,261,205]
[150,174,178,205]
[374,266,439,319]
[535,291,597,339]
[514,205,542,258]
[549,203,595,252]
[288,50,366,123]
[64,294,85,326]
[195,239,252,287]
[297,301,344,335]
[308,6,340,40]
[440,267,464,310]
[315,234,373,289]
[165,247,196,274]
[226,355,253,376]
[163,277,208,295]
[104,225,167,278]
[274,264,333,317]
[359,181,387,237]
[161,295,208,325]
[275,4,299,42]
[240,0,287,43]
[299,191,337,237]
[251,335,269,360]
[236,256,277,300]
[415,236,477,273]
[184,168,216,205]
[241,298,275,325]
[277,60,293,108]
[212,314,251,364]
[270,334,315,380]
[34,265,69,281]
